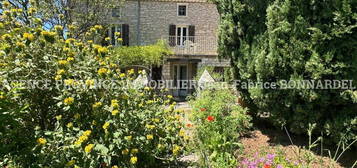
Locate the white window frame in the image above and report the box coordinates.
[176,25,188,46]
[109,25,122,46]
[177,3,188,17]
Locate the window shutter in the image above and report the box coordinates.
[188,25,195,42]
[122,24,129,46]
[169,24,176,46]
[111,27,116,45]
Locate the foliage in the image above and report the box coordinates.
[1,0,123,36]
[0,2,185,167]
[214,0,357,144]
[112,40,172,67]
[189,89,252,168]
[239,152,301,168]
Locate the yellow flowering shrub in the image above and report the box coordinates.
[0,1,185,167]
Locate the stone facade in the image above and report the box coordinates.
[108,0,230,97]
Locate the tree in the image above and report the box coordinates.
[1,0,123,37]
[214,0,357,144]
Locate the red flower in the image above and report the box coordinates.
[206,115,214,122]
[186,123,193,127]
[263,164,271,168]
[200,108,206,112]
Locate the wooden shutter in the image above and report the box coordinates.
[111,27,116,45]
[188,25,195,43]
[122,24,129,46]
[169,24,176,46]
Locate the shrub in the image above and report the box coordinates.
[214,0,357,144]
[0,3,184,167]
[113,40,172,67]
[239,152,301,168]
[189,89,252,168]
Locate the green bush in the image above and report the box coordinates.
[189,89,252,168]
[113,40,172,67]
[214,0,357,144]
[0,3,185,167]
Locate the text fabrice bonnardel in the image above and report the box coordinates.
[0,79,355,90]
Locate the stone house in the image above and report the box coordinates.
[107,0,230,97]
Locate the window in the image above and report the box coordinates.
[109,25,122,46]
[112,7,121,17]
[176,26,188,46]
[177,4,187,16]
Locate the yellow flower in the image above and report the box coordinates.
[23,33,35,41]
[144,87,150,91]
[68,24,76,30]
[41,31,56,43]
[83,130,92,137]
[102,122,110,130]
[157,144,164,150]
[2,34,11,41]
[112,109,119,116]
[167,95,173,99]
[98,68,108,75]
[122,148,129,155]
[145,124,155,129]
[111,99,119,108]
[64,97,74,105]
[115,32,121,37]
[179,130,185,137]
[119,73,126,78]
[152,118,160,123]
[146,134,154,140]
[85,79,95,86]
[16,42,25,48]
[55,115,62,120]
[64,79,75,85]
[2,1,10,8]
[112,166,119,168]
[55,75,62,80]
[128,69,135,75]
[130,156,138,164]
[110,63,118,68]
[65,38,75,44]
[124,136,132,141]
[146,100,154,104]
[37,138,47,145]
[58,60,68,65]
[66,122,73,128]
[172,145,181,155]
[74,113,80,119]
[28,7,36,14]
[66,160,75,166]
[92,102,102,108]
[98,47,108,55]
[94,25,103,30]
[54,25,63,31]
[105,37,111,41]
[57,69,65,75]
[84,144,94,153]
[67,57,74,62]
[131,148,139,154]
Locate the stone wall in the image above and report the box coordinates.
[107,1,219,48]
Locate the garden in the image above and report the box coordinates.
[0,0,356,168]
